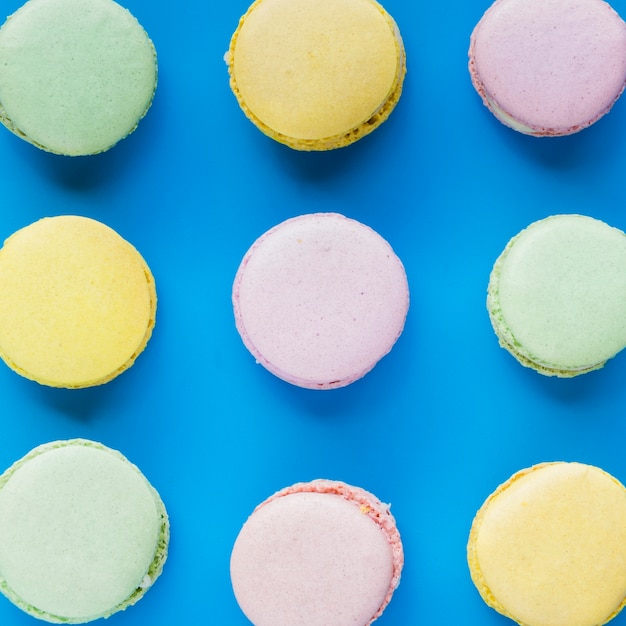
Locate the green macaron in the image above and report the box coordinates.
[487,214,626,376]
[0,0,157,155]
[0,439,169,623]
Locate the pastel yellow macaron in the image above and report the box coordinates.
[0,215,156,388]
[226,0,406,150]
[468,462,626,626]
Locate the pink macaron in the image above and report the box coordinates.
[230,479,404,626]
[232,213,409,389]
[469,0,626,136]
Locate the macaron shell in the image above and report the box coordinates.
[232,213,409,389]
[230,480,403,626]
[467,462,626,626]
[469,0,626,135]
[487,214,626,376]
[227,0,405,150]
[0,0,157,155]
[0,215,157,388]
[0,439,169,623]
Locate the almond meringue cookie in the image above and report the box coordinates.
[0,439,169,624]
[230,479,403,626]
[469,0,626,136]
[0,0,157,155]
[226,0,406,150]
[0,215,157,388]
[487,214,626,376]
[468,462,626,626]
[232,213,409,389]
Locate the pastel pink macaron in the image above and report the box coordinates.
[230,479,404,626]
[232,213,409,389]
[469,0,626,136]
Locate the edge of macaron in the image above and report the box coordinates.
[466,462,557,622]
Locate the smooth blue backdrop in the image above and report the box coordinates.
[1,0,626,624]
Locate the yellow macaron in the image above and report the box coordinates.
[0,215,156,388]
[226,0,406,150]
[468,462,626,626]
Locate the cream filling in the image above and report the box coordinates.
[484,92,536,134]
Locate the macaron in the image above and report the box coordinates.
[467,462,626,626]
[0,0,157,155]
[226,0,406,150]
[0,439,169,624]
[230,479,403,626]
[487,214,626,377]
[0,215,156,388]
[232,213,409,389]
[468,0,626,136]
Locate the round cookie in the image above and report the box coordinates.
[226,0,406,150]
[232,213,409,389]
[0,215,156,388]
[0,0,157,155]
[230,479,403,626]
[0,439,169,624]
[467,462,626,626]
[487,214,626,376]
[468,0,626,136]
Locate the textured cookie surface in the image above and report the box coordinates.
[487,214,626,376]
[231,480,403,626]
[469,0,626,135]
[0,0,157,155]
[0,439,169,623]
[468,462,626,626]
[0,215,156,387]
[227,0,405,150]
[233,213,409,389]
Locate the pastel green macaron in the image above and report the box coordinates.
[0,0,157,155]
[0,439,169,623]
[487,214,626,376]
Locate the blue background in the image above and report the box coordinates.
[1,0,626,624]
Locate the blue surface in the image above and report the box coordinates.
[1,0,626,624]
